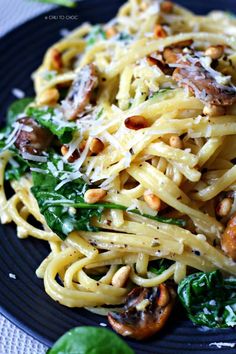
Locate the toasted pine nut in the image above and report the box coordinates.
[216,198,232,217]
[84,188,107,204]
[144,190,161,211]
[169,135,183,149]
[51,48,62,71]
[140,2,148,11]
[154,24,167,38]
[221,213,236,260]
[79,140,87,152]
[124,115,149,130]
[90,138,104,154]
[205,45,224,60]
[106,27,117,38]
[37,88,59,105]
[163,48,179,63]
[61,145,79,163]
[203,104,226,117]
[160,1,173,13]
[111,265,131,288]
[157,284,170,307]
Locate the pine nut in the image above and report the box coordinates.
[106,27,117,38]
[84,188,107,204]
[51,48,62,71]
[124,115,149,130]
[111,265,131,288]
[203,105,226,117]
[90,138,104,154]
[140,2,148,11]
[61,145,79,163]
[169,135,183,149]
[160,1,173,13]
[163,48,179,63]
[37,88,59,105]
[154,24,167,38]
[205,45,224,60]
[144,190,161,211]
[221,212,236,260]
[216,198,232,217]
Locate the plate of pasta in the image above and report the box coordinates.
[1,0,236,353]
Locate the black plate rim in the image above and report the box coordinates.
[1,1,236,352]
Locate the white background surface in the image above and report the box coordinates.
[0,1,55,353]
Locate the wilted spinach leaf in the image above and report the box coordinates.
[148,259,174,276]
[26,106,76,143]
[7,97,33,126]
[0,98,33,180]
[178,270,236,328]
[86,25,106,46]
[31,155,103,239]
[5,153,30,181]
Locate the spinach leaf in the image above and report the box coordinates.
[0,98,33,180]
[149,88,173,99]
[0,97,33,138]
[117,32,133,42]
[26,106,76,143]
[47,326,134,354]
[178,270,236,328]
[5,153,30,181]
[86,25,106,46]
[148,259,174,276]
[31,0,76,8]
[31,155,103,239]
[7,97,34,126]
[31,154,186,239]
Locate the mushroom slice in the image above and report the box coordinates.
[221,212,236,261]
[172,57,236,106]
[14,117,53,155]
[108,284,175,340]
[63,63,98,121]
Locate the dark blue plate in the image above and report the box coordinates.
[0,1,236,353]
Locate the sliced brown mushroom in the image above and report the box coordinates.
[221,212,236,261]
[108,284,176,340]
[63,63,98,121]
[172,57,236,106]
[14,117,53,155]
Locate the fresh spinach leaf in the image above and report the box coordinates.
[178,270,236,328]
[86,25,106,46]
[26,106,76,143]
[47,326,134,354]
[31,0,76,8]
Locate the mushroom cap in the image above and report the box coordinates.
[63,63,98,121]
[15,117,53,155]
[108,284,176,340]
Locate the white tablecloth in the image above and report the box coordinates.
[0,2,55,352]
